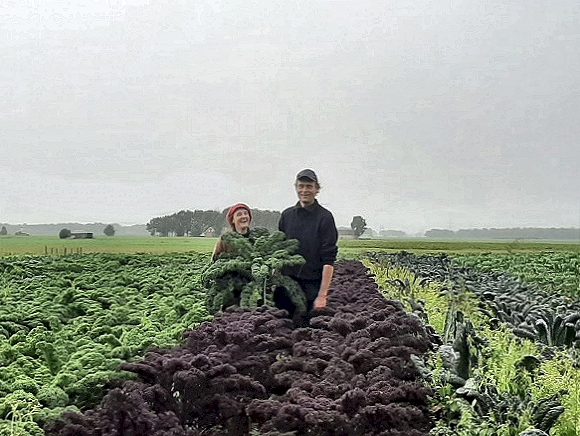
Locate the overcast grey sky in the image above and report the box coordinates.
[1,0,579,233]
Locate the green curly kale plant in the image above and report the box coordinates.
[202,228,307,315]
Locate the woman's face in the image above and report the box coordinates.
[232,208,251,233]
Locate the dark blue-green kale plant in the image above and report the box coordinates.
[201,228,306,316]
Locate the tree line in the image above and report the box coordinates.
[145,209,282,237]
[424,227,580,240]
[0,223,149,236]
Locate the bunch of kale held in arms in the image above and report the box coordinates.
[45,260,435,436]
[202,228,307,315]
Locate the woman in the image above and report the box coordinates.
[211,203,253,262]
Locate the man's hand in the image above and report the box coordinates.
[313,294,327,310]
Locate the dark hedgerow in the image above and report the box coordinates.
[45,260,434,436]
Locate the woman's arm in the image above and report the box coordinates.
[211,238,225,263]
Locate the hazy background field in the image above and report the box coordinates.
[1,235,578,257]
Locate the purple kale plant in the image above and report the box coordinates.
[45,260,434,436]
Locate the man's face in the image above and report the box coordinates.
[295,179,319,206]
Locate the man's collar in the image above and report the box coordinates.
[293,200,319,211]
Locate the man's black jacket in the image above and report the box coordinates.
[278,200,338,281]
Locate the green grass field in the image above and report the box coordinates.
[338,238,580,256]
[0,235,217,256]
[1,235,579,257]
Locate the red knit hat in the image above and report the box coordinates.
[226,203,252,226]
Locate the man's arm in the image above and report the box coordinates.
[314,212,338,309]
[319,212,338,265]
[313,264,334,310]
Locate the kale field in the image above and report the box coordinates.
[0,253,211,435]
[1,243,580,435]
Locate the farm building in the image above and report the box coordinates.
[337,227,355,240]
[201,227,216,237]
[70,231,94,239]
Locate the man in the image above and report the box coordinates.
[278,169,338,313]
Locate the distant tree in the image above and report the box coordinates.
[59,228,71,239]
[381,230,407,238]
[350,216,367,239]
[174,210,194,236]
[146,217,164,236]
[424,229,455,238]
[146,210,195,236]
[251,209,282,232]
[103,224,115,237]
[0,226,7,236]
[146,208,282,237]
[146,215,175,237]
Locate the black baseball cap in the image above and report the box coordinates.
[296,169,318,182]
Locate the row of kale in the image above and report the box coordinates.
[367,251,580,348]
